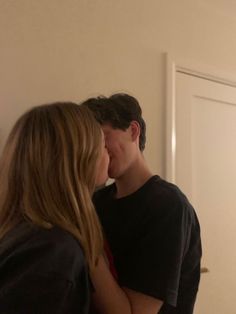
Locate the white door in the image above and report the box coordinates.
[175,72,236,314]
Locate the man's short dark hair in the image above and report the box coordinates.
[80,93,146,151]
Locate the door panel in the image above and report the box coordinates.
[175,72,236,314]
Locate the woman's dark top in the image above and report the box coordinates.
[0,221,91,314]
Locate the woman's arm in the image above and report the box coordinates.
[90,255,163,314]
[91,255,132,314]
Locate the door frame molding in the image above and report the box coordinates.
[165,53,236,183]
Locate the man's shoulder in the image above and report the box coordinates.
[141,176,196,219]
[143,175,183,202]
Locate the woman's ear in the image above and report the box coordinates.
[129,121,140,142]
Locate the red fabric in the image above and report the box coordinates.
[104,239,118,280]
[89,240,118,313]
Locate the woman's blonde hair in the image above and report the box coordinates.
[0,102,103,271]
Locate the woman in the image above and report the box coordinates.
[0,102,109,313]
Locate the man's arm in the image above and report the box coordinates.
[91,255,163,314]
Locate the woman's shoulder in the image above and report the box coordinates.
[32,225,86,268]
[0,222,87,282]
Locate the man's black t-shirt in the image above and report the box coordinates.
[94,175,202,314]
[0,222,91,314]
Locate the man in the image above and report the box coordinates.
[82,93,202,314]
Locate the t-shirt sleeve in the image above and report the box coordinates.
[117,193,193,307]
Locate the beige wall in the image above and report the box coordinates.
[1,0,236,176]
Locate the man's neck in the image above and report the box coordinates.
[114,157,153,199]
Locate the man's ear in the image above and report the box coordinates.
[129,121,140,142]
